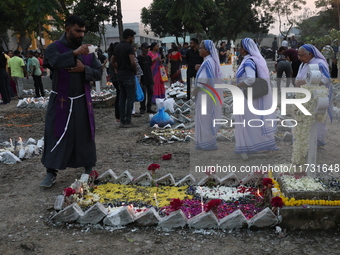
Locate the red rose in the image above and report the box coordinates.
[170,198,183,211]
[148,163,160,174]
[162,153,172,160]
[206,199,222,212]
[262,178,273,187]
[271,196,284,208]
[89,170,99,180]
[63,187,76,197]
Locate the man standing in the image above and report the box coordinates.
[111,29,137,128]
[40,15,102,187]
[137,42,155,114]
[281,37,288,49]
[289,36,298,50]
[180,42,189,66]
[272,37,278,60]
[186,38,203,101]
[219,42,227,64]
[280,47,302,87]
[8,50,27,99]
[27,50,44,98]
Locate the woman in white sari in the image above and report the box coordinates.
[194,40,223,150]
[234,38,278,154]
[296,44,332,146]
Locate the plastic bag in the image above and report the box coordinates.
[135,76,144,102]
[156,98,175,113]
[150,107,174,127]
[160,65,168,82]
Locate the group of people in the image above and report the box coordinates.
[194,37,332,156]
[0,48,46,104]
[37,14,332,188]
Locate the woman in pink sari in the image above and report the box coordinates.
[148,42,165,103]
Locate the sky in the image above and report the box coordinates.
[121,0,318,34]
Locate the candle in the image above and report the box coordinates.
[199,186,203,204]
[199,186,204,212]
[154,193,159,208]
[257,188,263,198]
[9,138,14,151]
[18,137,23,149]
[201,202,204,213]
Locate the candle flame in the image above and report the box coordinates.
[19,137,22,142]
[257,188,263,198]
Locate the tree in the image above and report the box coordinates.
[141,0,274,44]
[269,0,306,37]
[141,0,184,42]
[297,13,330,44]
[315,0,340,30]
[0,0,67,52]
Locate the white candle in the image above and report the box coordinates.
[18,137,23,149]
[9,138,14,150]
[154,193,159,208]
[201,202,204,213]
[199,186,203,204]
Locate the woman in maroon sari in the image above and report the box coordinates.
[168,45,182,83]
[148,42,165,103]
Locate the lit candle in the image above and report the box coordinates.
[257,188,263,198]
[199,186,203,205]
[18,137,23,149]
[201,202,204,213]
[154,193,159,208]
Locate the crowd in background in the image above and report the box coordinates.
[0,48,47,104]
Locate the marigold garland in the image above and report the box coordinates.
[271,178,340,207]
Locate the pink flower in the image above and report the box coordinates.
[63,187,76,197]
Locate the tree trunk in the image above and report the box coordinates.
[117,0,123,41]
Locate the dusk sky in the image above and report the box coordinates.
[121,0,318,34]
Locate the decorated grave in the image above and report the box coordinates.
[0,137,44,164]
[16,89,116,109]
[51,167,285,230]
[91,89,115,108]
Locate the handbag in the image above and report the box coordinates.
[160,65,168,82]
[244,59,268,99]
[135,76,144,102]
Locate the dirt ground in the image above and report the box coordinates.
[1,77,340,254]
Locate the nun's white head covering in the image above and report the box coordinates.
[301,44,328,66]
[203,40,222,78]
[241,38,269,78]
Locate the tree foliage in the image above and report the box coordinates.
[72,0,117,33]
[269,0,306,37]
[0,0,118,51]
[315,0,340,30]
[141,0,274,43]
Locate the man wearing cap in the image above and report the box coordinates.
[137,43,155,114]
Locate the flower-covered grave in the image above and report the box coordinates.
[52,168,283,230]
